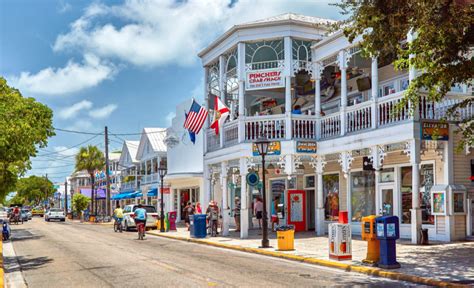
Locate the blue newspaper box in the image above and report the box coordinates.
[376,215,400,269]
[190,214,207,238]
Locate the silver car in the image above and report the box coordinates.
[45,208,66,222]
[122,205,158,231]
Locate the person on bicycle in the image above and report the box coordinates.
[12,206,20,223]
[113,205,124,225]
[134,204,147,239]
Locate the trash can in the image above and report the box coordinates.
[191,214,207,238]
[420,228,429,245]
[276,225,294,251]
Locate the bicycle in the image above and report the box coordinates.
[114,218,123,233]
[136,222,145,240]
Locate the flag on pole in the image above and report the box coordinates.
[210,95,230,135]
[184,100,208,135]
[184,112,196,144]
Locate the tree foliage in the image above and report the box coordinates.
[334,0,474,147]
[75,145,105,214]
[72,193,90,214]
[13,175,55,206]
[0,77,55,199]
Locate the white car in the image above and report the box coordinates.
[45,208,66,222]
[122,205,158,231]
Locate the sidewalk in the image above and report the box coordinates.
[148,226,474,286]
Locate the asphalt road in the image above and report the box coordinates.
[4,218,416,287]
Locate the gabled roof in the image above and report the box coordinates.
[198,13,335,58]
[118,140,139,167]
[136,128,167,160]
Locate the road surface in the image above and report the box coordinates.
[4,218,415,287]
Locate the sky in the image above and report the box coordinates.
[0,0,343,183]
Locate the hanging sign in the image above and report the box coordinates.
[296,141,317,154]
[245,69,284,91]
[160,187,170,194]
[246,172,260,187]
[252,141,281,156]
[421,121,449,141]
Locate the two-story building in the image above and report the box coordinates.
[198,13,474,242]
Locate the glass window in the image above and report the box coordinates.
[400,78,409,91]
[287,177,297,189]
[401,166,412,224]
[351,171,376,222]
[323,174,340,221]
[380,168,395,183]
[304,175,315,189]
[421,164,435,225]
[383,83,396,96]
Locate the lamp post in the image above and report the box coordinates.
[158,160,167,233]
[255,139,270,248]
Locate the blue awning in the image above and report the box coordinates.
[131,191,142,198]
[147,188,158,197]
[112,190,139,200]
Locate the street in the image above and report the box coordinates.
[3,218,416,287]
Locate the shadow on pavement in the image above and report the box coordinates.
[10,228,43,242]
[4,255,53,273]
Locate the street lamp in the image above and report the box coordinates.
[255,138,270,248]
[158,160,167,233]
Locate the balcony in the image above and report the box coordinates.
[120,181,137,191]
[206,93,473,153]
[141,173,159,185]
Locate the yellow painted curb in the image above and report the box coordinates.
[148,231,467,288]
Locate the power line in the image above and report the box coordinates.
[37,134,100,156]
[54,127,103,135]
[54,127,167,136]
[29,163,75,170]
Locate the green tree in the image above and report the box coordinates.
[0,77,55,199]
[74,145,105,215]
[72,193,90,219]
[15,175,55,206]
[334,0,474,147]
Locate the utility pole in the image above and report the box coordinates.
[105,126,111,216]
[45,173,49,208]
[64,180,68,217]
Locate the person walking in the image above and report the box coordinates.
[206,201,219,237]
[254,197,263,229]
[195,202,202,214]
[234,197,241,232]
[184,202,195,231]
[271,196,280,231]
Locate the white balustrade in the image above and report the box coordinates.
[244,115,286,141]
[292,116,316,139]
[245,60,284,71]
[223,121,239,146]
[320,113,341,139]
[346,103,372,133]
[378,93,410,126]
[206,130,220,152]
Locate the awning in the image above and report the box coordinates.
[147,188,158,197]
[112,190,139,200]
[131,191,143,198]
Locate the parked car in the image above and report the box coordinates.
[23,208,32,220]
[20,209,29,222]
[122,205,158,231]
[45,208,66,222]
[32,207,45,217]
[0,207,8,220]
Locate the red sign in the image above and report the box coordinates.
[160,187,170,194]
[245,69,284,90]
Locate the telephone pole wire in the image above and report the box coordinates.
[105,126,111,216]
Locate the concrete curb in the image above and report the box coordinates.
[0,235,3,288]
[148,231,467,287]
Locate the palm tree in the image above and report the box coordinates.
[75,145,105,217]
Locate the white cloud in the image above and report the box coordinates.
[66,119,94,131]
[165,111,175,126]
[58,100,93,119]
[9,54,116,95]
[89,104,118,119]
[53,0,336,67]
[57,0,72,13]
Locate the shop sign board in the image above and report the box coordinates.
[296,141,317,154]
[421,121,449,141]
[245,68,284,91]
[160,187,170,194]
[252,141,281,156]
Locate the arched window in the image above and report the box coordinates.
[252,46,278,63]
[227,55,237,72]
[298,45,308,62]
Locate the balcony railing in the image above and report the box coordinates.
[204,93,473,152]
[141,173,159,185]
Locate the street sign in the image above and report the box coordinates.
[246,172,260,186]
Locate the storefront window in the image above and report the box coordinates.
[421,164,434,225]
[401,166,412,224]
[351,171,376,222]
[270,179,286,218]
[380,168,395,183]
[323,174,339,221]
[304,175,315,189]
[287,176,297,189]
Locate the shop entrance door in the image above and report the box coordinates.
[287,190,306,231]
[379,184,396,216]
[306,190,315,230]
[179,189,190,221]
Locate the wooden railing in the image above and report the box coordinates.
[223,121,239,147]
[244,115,286,141]
[292,115,316,139]
[346,102,372,134]
[320,113,341,139]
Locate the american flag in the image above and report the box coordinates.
[183,100,208,134]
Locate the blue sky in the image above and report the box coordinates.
[0,0,343,182]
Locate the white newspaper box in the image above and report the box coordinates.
[328,223,352,260]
